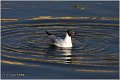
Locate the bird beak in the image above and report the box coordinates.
[72,32,75,35]
[73,31,74,33]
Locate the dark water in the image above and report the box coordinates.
[1,1,119,79]
[1,1,119,18]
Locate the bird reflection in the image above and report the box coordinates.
[61,48,72,64]
[46,45,73,64]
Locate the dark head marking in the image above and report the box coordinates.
[67,30,74,37]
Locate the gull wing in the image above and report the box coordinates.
[48,35,63,43]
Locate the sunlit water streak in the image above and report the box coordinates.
[1,17,119,73]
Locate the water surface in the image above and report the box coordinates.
[1,1,119,79]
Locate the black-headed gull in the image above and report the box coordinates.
[46,30,74,48]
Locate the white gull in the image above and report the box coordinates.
[45,30,74,48]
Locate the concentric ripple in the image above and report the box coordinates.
[1,18,119,72]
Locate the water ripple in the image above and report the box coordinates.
[1,18,119,70]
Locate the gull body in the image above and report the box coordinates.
[46,30,74,48]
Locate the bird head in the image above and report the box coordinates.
[67,30,75,37]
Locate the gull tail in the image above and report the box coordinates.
[45,31,52,35]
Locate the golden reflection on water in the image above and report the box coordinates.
[1,16,119,22]
[1,19,18,22]
[75,69,117,72]
[2,60,24,65]
[1,60,40,67]
[2,54,63,64]
[29,16,119,20]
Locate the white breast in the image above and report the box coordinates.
[54,33,72,48]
